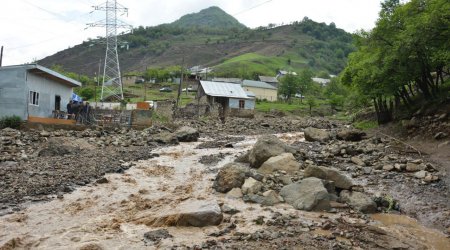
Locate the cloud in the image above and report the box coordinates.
[0,0,382,66]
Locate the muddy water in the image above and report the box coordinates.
[0,133,304,249]
[371,213,450,250]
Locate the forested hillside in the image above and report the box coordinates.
[38,7,353,78]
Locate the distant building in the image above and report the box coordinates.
[0,64,81,120]
[189,65,213,80]
[122,74,144,85]
[211,77,242,84]
[312,77,331,86]
[242,80,278,102]
[258,76,279,88]
[198,81,255,118]
[276,70,297,79]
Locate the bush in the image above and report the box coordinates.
[0,115,22,129]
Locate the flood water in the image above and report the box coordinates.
[1,132,448,249]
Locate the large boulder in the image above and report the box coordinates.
[135,200,223,227]
[280,177,330,211]
[304,127,331,142]
[175,126,199,142]
[248,135,295,168]
[304,165,353,190]
[213,163,249,193]
[340,190,377,213]
[151,132,179,145]
[258,153,301,175]
[336,129,366,141]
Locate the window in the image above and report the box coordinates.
[239,100,245,109]
[29,91,39,106]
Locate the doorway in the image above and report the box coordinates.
[55,95,61,111]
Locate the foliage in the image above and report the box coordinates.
[279,74,299,101]
[353,120,378,130]
[171,6,246,30]
[0,116,22,129]
[342,0,450,124]
[79,88,95,100]
[50,64,93,85]
[306,96,317,115]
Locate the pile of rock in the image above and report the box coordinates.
[214,135,378,213]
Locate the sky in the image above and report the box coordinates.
[0,0,382,66]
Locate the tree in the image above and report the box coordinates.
[79,88,95,100]
[278,74,299,102]
[297,69,314,103]
[306,96,317,116]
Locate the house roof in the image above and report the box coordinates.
[312,77,331,85]
[242,80,277,90]
[200,81,252,99]
[211,78,242,84]
[1,64,81,87]
[258,76,278,83]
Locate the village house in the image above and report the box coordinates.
[122,74,144,85]
[258,75,279,88]
[0,64,81,120]
[198,80,255,118]
[242,80,278,102]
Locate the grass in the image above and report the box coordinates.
[255,100,308,113]
[353,120,378,130]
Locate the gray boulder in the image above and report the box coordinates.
[280,177,330,211]
[143,229,172,244]
[136,200,223,227]
[248,135,295,168]
[336,128,366,141]
[304,127,331,142]
[258,153,301,175]
[151,132,179,145]
[213,163,249,193]
[304,165,353,190]
[340,190,377,213]
[241,177,263,195]
[176,126,199,142]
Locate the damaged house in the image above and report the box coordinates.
[198,81,255,118]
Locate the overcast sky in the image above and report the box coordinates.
[0,0,382,66]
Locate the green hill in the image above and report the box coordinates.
[171,6,246,30]
[38,8,353,77]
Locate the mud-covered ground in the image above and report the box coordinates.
[0,115,449,249]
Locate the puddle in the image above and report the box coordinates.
[371,213,450,250]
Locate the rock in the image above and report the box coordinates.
[248,135,294,168]
[304,165,353,190]
[406,162,425,172]
[243,194,266,204]
[414,170,428,179]
[304,127,331,142]
[241,177,263,195]
[175,126,199,142]
[394,163,405,171]
[151,132,179,145]
[434,132,448,140]
[213,163,248,193]
[261,190,283,206]
[424,175,439,183]
[258,153,300,175]
[277,175,293,185]
[336,129,366,141]
[383,164,394,171]
[340,191,377,213]
[96,177,109,184]
[136,200,223,227]
[221,204,240,215]
[143,229,172,244]
[38,138,77,157]
[280,177,330,211]
[351,156,366,166]
[362,167,372,175]
[226,188,243,199]
[437,141,450,148]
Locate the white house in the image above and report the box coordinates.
[0,64,81,120]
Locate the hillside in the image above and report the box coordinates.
[38,8,353,77]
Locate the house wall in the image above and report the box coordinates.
[0,67,28,120]
[26,72,73,118]
[229,98,255,110]
[243,86,277,102]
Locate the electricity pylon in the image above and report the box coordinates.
[87,0,132,101]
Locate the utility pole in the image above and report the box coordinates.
[176,57,184,107]
[87,0,132,101]
[0,46,3,67]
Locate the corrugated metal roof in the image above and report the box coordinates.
[1,64,81,87]
[245,91,256,98]
[258,76,278,83]
[200,81,252,99]
[212,78,242,84]
[243,80,277,90]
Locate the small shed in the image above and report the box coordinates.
[242,80,278,102]
[198,81,255,117]
[0,64,81,120]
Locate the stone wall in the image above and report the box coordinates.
[228,108,255,118]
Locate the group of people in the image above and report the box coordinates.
[66,100,92,124]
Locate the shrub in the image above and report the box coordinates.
[0,115,22,129]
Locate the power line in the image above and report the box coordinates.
[232,0,274,16]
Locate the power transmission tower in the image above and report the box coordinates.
[87,0,132,101]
